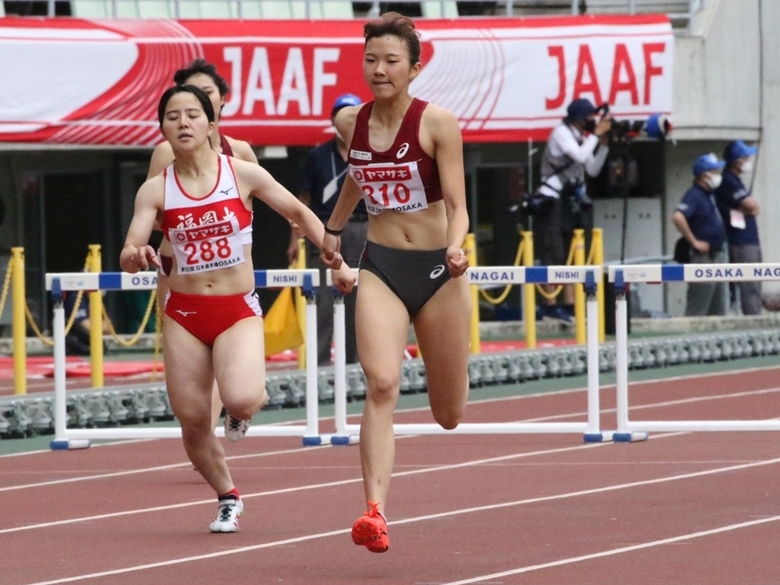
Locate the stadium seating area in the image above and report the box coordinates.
[0,0,697,22]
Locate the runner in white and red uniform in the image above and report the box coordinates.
[160,153,258,344]
[121,84,355,535]
[319,12,472,553]
[147,59,261,432]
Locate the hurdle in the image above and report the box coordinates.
[46,269,323,450]
[609,262,780,441]
[330,265,612,444]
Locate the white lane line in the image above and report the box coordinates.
[0,441,609,534]
[0,444,330,492]
[20,455,780,585]
[439,515,780,585]
[4,382,780,492]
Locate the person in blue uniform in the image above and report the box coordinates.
[672,153,728,316]
[714,140,761,315]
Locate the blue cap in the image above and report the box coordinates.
[692,152,726,176]
[723,140,757,163]
[565,98,596,122]
[331,93,361,116]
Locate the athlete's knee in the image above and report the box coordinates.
[180,418,213,444]
[432,407,464,430]
[223,391,265,420]
[366,372,400,406]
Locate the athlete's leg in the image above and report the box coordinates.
[413,276,471,429]
[212,315,268,421]
[158,266,223,431]
[163,316,234,496]
[355,271,409,511]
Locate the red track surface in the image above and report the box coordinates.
[3,365,780,584]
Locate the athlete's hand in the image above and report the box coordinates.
[320,233,343,270]
[332,264,356,295]
[124,245,161,273]
[446,245,469,278]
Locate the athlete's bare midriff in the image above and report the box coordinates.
[365,200,449,250]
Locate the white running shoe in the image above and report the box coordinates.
[224,412,250,443]
[209,498,244,533]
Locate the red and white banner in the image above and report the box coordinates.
[0,15,673,147]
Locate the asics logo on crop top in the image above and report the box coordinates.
[429,265,446,279]
[396,143,410,159]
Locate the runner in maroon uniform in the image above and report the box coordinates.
[148,59,259,430]
[320,12,471,553]
[121,85,355,533]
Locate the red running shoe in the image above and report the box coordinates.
[351,501,389,553]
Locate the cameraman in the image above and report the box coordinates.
[533,98,611,322]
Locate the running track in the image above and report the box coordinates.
[2,365,780,584]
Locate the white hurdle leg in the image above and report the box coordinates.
[50,280,90,450]
[613,271,648,443]
[302,291,321,445]
[331,293,352,445]
[583,270,606,442]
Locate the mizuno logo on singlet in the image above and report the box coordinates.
[219,187,234,196]
[350,149,372,161]
[429,265,446,279]
[396,143,410,158]
[175,310,197,317]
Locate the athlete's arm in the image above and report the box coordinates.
[430,105,469,278]
[234,159,339,255]
[120,178,164,273]
[319,107,363,269]
[227,138,260,165]
[147,141,174,180]
[320,176,364,269]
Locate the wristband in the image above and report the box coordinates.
[324,226,343,236]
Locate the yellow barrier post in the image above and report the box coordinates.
[11,247,26,395]
[521,231,536,350]
[464,233,480,354]
[591,228,606,343]
[87,244,104,388]
[573,229,586,345]
[295,238,306,370]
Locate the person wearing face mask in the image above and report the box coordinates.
[287,93,367,366]
[672,153,728,316]
[714,140,762,315]
[533,98,612,322]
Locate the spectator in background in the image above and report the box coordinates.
[533,97,611,322]
[714,140,761,315]
[672,153,728,317]
[287,93,367,366]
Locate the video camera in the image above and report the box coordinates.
[595,103,671,142]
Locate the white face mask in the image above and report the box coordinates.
[705,173,723,190]
[740,159,754,174]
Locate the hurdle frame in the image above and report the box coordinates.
[46,269,324,450]
[609,262,780,440]
[329,265,612,444]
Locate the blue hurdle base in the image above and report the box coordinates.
[50,439,91,451]
[613,431,650,443]
[583,433,606,443]
[330,435,356,446]
[301,436,323,447]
